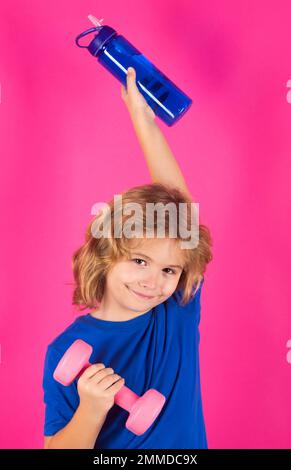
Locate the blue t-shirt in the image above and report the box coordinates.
[42,278,207,449]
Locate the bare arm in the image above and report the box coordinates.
[44,404,107,449]
[131,116,193,200]
[121,67,193,201]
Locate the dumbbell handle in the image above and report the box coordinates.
[78,360,139,412]
[115,387,139,412]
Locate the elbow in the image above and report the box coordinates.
[44,436,54,449]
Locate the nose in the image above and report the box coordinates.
[139,271,160,291]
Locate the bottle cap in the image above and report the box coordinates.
[75,25,117,57]
[87,26,117,57]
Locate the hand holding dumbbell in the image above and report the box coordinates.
[53,339,166,436]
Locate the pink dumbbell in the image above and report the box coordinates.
[53,339,166,436]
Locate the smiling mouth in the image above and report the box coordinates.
[126,286,156,300]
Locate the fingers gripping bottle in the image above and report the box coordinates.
[75,15,192,126]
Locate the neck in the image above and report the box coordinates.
[90,299,152,322]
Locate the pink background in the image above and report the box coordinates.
[0,0,290,449]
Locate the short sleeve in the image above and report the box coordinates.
[172,277,205,326]
[42,345,80,436]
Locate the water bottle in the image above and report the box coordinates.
[75,16,192,126]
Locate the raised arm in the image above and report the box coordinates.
[121,67,193,201]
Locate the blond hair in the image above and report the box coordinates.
[71,182,213,310]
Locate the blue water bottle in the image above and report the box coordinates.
[75,16,192,126]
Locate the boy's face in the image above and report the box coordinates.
[104,237,185,315]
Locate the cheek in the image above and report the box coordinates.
[163,285,177,298]
[117,264,139,284]
[156,277,178,299]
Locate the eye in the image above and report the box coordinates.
[132,258,147,266]
[131,258,177,275]
[163,268,176,275]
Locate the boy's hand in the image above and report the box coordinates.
[121,67,156,123]
[77,363,125,417]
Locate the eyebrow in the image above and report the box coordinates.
[131,252,183,270]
